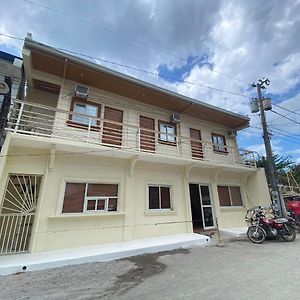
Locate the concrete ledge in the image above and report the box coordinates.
[0,233,210,276]
[220,227,248,240]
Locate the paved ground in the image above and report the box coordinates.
[1,236,300,300]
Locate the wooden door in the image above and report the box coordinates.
[190,128,203,159]
[140,116,155,152]
[102,107,123,146]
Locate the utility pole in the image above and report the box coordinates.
[252,78,284,216]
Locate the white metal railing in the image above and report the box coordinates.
[6,100,256,168]
[0,213,34,254]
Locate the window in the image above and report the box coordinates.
[148,185,172,210]
[212,133,227,153]
[158,121,176,144]
[73,102,98,125]
[62,183,118,213]
[68,98,101,128]
[217,186,243,207]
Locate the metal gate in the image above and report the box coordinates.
[0,174,42,254]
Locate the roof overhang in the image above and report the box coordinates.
[23,38,250,130]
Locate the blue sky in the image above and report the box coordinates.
[0,0,300,163]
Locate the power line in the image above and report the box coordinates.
[250,124,300,142]
[0,33,250,99]
[272,103,300,117]
[23,0,251,86]
[23,0,185,62]
[270,110,300,126]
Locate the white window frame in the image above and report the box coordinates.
[159,123,175,143]
[218,185,243,207]
[148,184,172,210]
[72,101,98,125]
[82,183,118,213]
[212,134,227,152]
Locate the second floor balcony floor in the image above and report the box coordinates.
[5,100,257,169]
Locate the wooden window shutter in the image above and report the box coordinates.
[217,186,231,206]
[87,184,118,197]
[230,187,243,206]
[190,128,203,159]
[62,183,86,213]
[140,116,155,152]
[102,107,123,146]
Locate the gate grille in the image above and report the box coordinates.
[0,175,42,254]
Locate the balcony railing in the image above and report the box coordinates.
[6,100,256,168]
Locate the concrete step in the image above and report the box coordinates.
[0,233,211,276]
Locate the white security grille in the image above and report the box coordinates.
[0,175,42,254]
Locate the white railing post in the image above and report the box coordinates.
[137,128,141,151]
[14,102,25,133]
[87,117,92,140]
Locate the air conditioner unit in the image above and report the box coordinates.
[228,130,237,137]
[170,112,181,123]
[75,84,89,99]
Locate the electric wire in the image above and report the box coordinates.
[248,125,300,143]
[270,110,300,126]
[22,0,251,86]
[0,33,250,99]
[272,103,300,117]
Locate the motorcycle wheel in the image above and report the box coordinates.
[282,226,296,242]
[247,226,266,244]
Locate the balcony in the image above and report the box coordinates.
[5,100,256,169]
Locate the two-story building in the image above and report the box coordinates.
[0,37,270,255]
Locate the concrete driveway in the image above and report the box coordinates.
[1,236,300,300]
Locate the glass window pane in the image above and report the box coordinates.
[230,187,243,206]
[149,186,159,209]
[161,187,171,209]
[217,186,231,206]
[73,102,98,125]
[203,207,214,227]
[160,124,167,141]
[86,104,98,117]
[160,133,167,141]
[97,199,105,210]
[87,199,96,211]
[62,183,85,213]
[200,186,211,205]
[166,126,174,135]
[108,198,117,211]
[160,124,167,133]
[87,184,118,197]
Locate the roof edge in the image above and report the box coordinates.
[24,38,250,129]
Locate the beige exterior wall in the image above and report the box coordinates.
[0,70,271,253]
[0,135,270,253]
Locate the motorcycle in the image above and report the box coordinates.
[245,206,296,244]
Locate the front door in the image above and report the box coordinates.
[189,184,215,231]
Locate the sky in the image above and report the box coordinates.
[0,0,300,163]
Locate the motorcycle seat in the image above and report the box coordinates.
[274,218,288,224]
